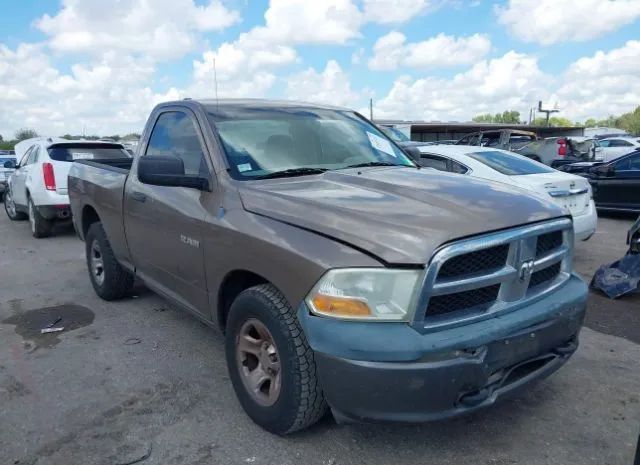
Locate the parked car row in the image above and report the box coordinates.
[413,145,598,240]
[0,151,17,200]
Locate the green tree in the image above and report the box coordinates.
[617,106,640,135]
[584,118,597,127]
[472,110,520,124]
[15,128,38,141]
[532,117,573,127]
[472,113,494,123]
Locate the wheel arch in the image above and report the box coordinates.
[81,204,101,240]
[217,269,271,332]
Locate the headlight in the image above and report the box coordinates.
[305,268,424,322]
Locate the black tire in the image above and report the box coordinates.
[85,222,134,300]
[3,189,27,221]
[225,284,327,435]
[28,197,53,238]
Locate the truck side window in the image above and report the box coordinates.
[145,111,209,176]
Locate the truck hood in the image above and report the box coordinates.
[239,167,565,264]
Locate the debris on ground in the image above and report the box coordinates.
[40,327,65,334]
[124,338,142,345]
[590,253,640,299]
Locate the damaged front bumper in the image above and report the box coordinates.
[298,274,587,423]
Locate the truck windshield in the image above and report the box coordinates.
[466,150,555,175]
[378,125,411,142]
[208,107,414,180]
[48,143,132,162]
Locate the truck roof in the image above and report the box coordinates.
[162,98,351,113]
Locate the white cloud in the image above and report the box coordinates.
[0,44,178,137]
[368,31,491,70]
[189,0,366,99]
[36,0,240,60]
[373,51,551,120]
[362,0,433,23]
[286,60,360,106]
[496,0,640,45]
[554,40,640,120]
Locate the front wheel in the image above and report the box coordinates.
[85,222,134,300]
[3,189,27,221]
[28,198,53,237]
[225,284,327,435]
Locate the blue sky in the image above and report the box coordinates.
[1,0,639,136]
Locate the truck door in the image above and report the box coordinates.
[124,110,213,316]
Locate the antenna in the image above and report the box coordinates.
[213,58,219,112]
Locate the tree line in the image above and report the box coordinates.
[0,129,141,151]
[471,105,640,134]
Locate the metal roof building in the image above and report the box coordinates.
[375,120,585,142]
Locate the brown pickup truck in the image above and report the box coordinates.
[68,99,588,434]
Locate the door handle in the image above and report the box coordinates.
[131,191,147,202]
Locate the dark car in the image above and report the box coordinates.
[559,161,604,174]
[586,149,640,212]
[628,216,640,254]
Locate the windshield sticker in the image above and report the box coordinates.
[237,163,252,173]
[366,132,396,157]
[71,152,94,160]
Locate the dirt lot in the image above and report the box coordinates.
[1,211,639,465]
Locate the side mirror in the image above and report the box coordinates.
[3,160,16,169]
[402,146,421,163]
[138,156,210,191]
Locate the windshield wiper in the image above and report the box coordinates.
[252,167,329,180]
[342,161,407,169]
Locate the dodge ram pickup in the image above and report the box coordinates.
[68,99,588,435]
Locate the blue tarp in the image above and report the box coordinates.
[590,253,640,299]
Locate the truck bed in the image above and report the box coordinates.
[74,158,133,173]
[68,157,133,267]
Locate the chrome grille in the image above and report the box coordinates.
[438,244,509,279]
[416,218,573,330]
[529,262,561,289]
[536,231,563,258]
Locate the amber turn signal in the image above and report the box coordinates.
[311,294,372,317]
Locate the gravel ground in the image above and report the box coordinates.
[1,211,638,465]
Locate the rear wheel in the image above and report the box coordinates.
[28,198,53,238]
[3,189,27,221]
[85,222,134,300]
[225,284,327,435]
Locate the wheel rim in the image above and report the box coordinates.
[28,201,35,233]
[90,239,105,286]
[5,191,16,217]
[236,319,281,407]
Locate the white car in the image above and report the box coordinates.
[416,145,598,241]
[4,137,130,237]
[598,137,640,162]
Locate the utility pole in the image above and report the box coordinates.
[369,98,373,121]
[538,101,559,127]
